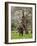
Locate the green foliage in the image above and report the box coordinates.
[11,31,32,39]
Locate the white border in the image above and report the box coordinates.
[8,3,35,43]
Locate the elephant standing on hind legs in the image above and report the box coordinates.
[18,10,29,36]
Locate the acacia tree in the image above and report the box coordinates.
[21,8,32,34]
